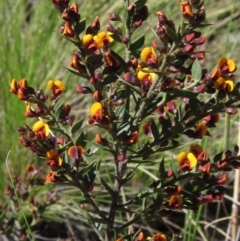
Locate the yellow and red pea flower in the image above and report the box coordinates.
[168,194,183,209]
[124,131,139,145]
[69,54,87,74]
[177,151,197,171]
[151,233,167,241]
[116,237,124,241]
[32,120,50,138]
[137,70,157,92]
[211,57,237,80]
[135,232,144,241]
[142,121,153,138]
[210,186,225,200]
[10,78,33,101]
[104,50,120,69]
[89,102,109,125]
[46,149,63,171]
[67,145,84,164]
[95,133,108,146]
[45,171,63,183]
[198,161,211,173]
[48,79,65,100]
[203,113,220,127]
[51,0,69,12]
[180,1,194,18]
[25,102,36,117]
[215,173,227,185]
[193,122,207,139]
[25,164,36,173]
[90,102,103,119]
[217,56,237,73]
[61,22,74,37]
[164,185,182,195]
[10,78,20,94]
[189,144,204,159]
[140,47,157,66]
[214,77,234,92]
[82,31,113,51]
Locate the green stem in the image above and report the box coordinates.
[116,214,142,232]
[69,171,108,222]
[133,43,177,126]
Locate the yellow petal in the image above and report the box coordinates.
[214,77,225,89]
[90,102,102,117]
[189,144,203,155]
[195,122,207,137]
[177,152,188,165]
[137,71,148,81]
[187,152,197,168]
[140,47,156,62]
[82,34,93,47]
[44,123,50,136]
[32,120,45,132]
[46,149,58,159]
[225,80,234,92]
[137,70,156,82]
[58,157,63,166]
[54,80,65,91]
[169,194,183,206]
[217,56,227,68]
[227,58,236,72]
[93,35,103,48]
[48,80,54,90]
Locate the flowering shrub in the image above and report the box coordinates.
[2,0,240,240]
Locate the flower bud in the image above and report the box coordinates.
[107,13,122,21]
[95,134,108,146]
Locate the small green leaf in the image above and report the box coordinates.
[170,158,178,179]
[117,122,131,136]
[171,88,199,98]
[66,66,89,79]
[115,104,126,119]
[165,26,178,43]
[188,97,202,116]
[100,177,114,197]
[82,163,96,186]
[213,151,224,163]
[101,73,118,85]
[71,118,85,135]
[109,33,123,43]
[86,54,103,68]
[135,0,147,11]
[55,102,65,121]
[111,49,127,69]
[75,18,86,34]
[78,161,96,176]
[50,126,66,135]
[58,141,72,154]
[150,119,159,141]
[191,59,202,82]
[75,131,86,147]
[130,35,145,51]
[85,140,111,153]
[158,158,165,185]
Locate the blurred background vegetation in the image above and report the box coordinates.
[0,0,240,240]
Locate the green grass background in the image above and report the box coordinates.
[0,0,240,240]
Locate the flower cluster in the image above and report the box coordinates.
[7,0,240,240]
